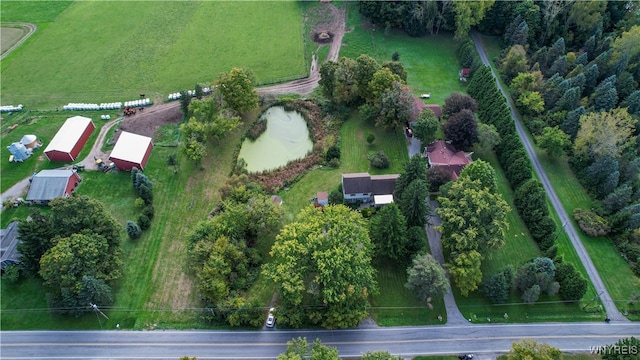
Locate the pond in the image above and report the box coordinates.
[238,106,313,173]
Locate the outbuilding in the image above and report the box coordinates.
[109,131,153,171]
[26,169,82,204]
[44,116,95,162]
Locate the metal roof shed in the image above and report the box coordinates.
[26,169,81,202]
[44,116,95,162]
[109,131,153,171]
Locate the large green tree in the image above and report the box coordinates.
[536,126,570,157]
[405,253,450,303]
[277,338,339,360]
[394,154,427,201]
[263,205,377,329]
[574,108,637,160]
[453,0,496,40]
[215,67,259,113]
[369,203,408,261]
[376,82,416,129]
[411,108,440,145]
[398,179,431,228]
[438,179,510,253]
[506,339,562,360]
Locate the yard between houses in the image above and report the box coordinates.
[0,1,306,109]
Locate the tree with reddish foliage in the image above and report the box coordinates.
[442,93,478,117]
[443,109,479,148]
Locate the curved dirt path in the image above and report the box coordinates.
[1,22,37,60]
[77,117,120,170]
[257,2,345,95]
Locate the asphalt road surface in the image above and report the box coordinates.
[470,31,628,323]
[2,323,638,359]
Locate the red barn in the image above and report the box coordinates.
[109,131,153,171]
[44,116,95,162]
[26,169,82,204]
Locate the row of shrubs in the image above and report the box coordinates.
[467,65,587,302]
[126,168,155,240]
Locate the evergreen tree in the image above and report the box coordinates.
[621,90,640,116]
[369,204,409,261]
[548,55,568,77]
[560,106,585,141]
[593,75,618,111]
[394,154,427,201]
[583,63,599,95]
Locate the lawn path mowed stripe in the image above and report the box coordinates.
[1,2,306,108]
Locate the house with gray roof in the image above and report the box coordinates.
[26,169,81,204]
[1,222,21,270]
[342,173,400,206]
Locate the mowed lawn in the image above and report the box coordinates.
[537,151,640,320]
[1,1,306,108]
[340,3,467,105]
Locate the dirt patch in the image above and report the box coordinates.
[116,101,183,142]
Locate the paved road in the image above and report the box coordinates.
[470,31,628,322]
[1,323,637,359]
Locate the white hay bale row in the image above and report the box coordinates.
[168,92,182,100]
[63,103,100,110]
[99,102,123,109]
[124,98,151,107]
[0,104,24,112]
[100,115,112,120]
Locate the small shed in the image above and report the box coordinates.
[44,116,95,162]
[7,142,32,162]
[317,191,329,206]
[109,131,153,171]
[26,169,81,203]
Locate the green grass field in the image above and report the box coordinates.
[1,1,306,108]
[340,3,467,105]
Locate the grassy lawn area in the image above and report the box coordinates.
[537,151,640,320]
[370,259,446,326]
[452,152,601,324]
[1,111,118,193]
[340,3,467,105]
[1,2,306,109]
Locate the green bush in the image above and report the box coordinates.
[142,205,155,220]
[573,208,610,236]
[324,144,340,162]
[2,264,21,284]
[138,214,150,230]
[134,197,145,209]
[368,151,390,169]
[126,221,142,240]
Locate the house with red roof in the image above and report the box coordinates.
[412,98,442,122]
[424,140,473,180]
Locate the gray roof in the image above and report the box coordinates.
[1,221,21,270]
[26,170,77,201]
[370,174,400,195]
[342,173,399,195]
[342,173,372,194]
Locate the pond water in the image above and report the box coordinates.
[238,106,313,173]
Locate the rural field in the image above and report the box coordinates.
[0,1,307,109]
[0,1,628,331]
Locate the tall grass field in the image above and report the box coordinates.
[1,2,306,108]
